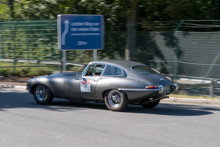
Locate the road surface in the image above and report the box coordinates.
[0,88,220,147]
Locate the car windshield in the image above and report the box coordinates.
[132,66,157,75]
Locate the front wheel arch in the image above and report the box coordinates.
[31,84,39,94]
[33,84,54,105]
[31,84,54,96]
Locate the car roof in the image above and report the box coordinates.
[90,60,145,68]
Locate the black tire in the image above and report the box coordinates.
[141,100,160,108]
[104,90,129,111]
[33,85,54,105]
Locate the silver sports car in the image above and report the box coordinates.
[26,60,178,111]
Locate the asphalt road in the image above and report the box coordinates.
[1,88,220,147]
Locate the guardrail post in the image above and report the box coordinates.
[209,80,214,97]
[26,29,29,59]
[11,19,16,76]
[13,58,17,75]
[0,26,3,58]
[62,50,66,72]
[60,50,62,73]
[173,20,184,81]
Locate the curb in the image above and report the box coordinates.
[0,84,26,90]
[162,97,220,105]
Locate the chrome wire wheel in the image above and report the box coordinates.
[35,85,47,102]
[108,91,122,108]
[33,85,53,105]
[105,90,129,111]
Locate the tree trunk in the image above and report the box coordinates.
[125,1,137,61]
[8,0,14,19]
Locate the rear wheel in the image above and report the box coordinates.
[141,100,160,108]
[104,90,129,111]
[33,85,53,105]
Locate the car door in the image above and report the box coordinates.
[71,63,106,99]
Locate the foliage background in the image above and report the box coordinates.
[1,0,220,77]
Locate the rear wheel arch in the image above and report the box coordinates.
[102,89,129,100]
[102,89,111,99]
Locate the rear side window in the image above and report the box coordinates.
[132,66,157,75]
[103,65,123,76]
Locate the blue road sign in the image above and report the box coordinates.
[58,14,104,50]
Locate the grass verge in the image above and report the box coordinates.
[0,62,57,77]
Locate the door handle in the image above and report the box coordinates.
[93,79,99,82]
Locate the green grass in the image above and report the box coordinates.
[0,61,84,77]
[0,62,56,77]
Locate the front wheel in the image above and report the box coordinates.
[104,90,129,111]
[33,85,54,105]
[141,100,160,108]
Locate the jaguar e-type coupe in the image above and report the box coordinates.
[26,60,178,111]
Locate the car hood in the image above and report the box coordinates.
[50,72,79,77]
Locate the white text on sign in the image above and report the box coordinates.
[77,41,87,45]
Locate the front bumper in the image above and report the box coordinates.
[25,86,30,91]
[118,83,178,94]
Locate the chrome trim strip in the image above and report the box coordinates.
[81,64,91,76]
[119,84,178,93]
[169,83,178,94]
[100,64,107,76]
[118,88,161,92]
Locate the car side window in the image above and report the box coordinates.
[85,64,105,76]
[102,65,123,76]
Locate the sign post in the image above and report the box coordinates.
[93,50,97,61]
[62,50,66,71]
[57,14,104,72]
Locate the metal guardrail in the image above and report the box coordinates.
[0,59,86,67]
[0,65,61,68]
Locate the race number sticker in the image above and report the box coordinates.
[80,80,91,92]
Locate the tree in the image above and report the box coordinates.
[0,0,10,19]
[3,0,220,64]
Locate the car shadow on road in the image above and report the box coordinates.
[0,99,217,116]
[51,100,216,116]
[125,103,216,116]
[0,88,219,116]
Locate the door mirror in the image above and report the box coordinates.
[75,73,81,80]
